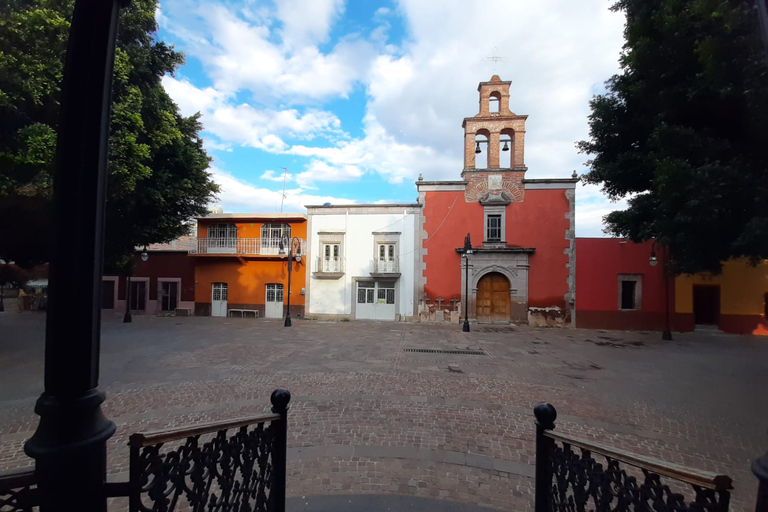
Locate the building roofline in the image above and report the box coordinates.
[305,203,420,209]
[197,213,307,221]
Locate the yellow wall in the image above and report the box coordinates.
[676,259,768,315]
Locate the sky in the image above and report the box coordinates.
[156,0,628,237]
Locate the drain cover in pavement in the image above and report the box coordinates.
[404,348,485,355]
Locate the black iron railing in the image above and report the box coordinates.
[1,389,289,512]
[0,468,37,512]
[534,403,735,512]
[122,389,290,512]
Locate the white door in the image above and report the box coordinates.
[265,283,284,318]
[212,282,228,317]
[375,281,396,320]
[356,281,395,321]
[377,243,396,273]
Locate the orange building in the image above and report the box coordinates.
[190,213,307,319]
[417,76,577,326]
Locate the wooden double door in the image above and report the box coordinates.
[476,272,510,323]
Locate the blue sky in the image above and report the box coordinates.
[156,0,627,236]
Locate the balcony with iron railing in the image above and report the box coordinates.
[189,237,306,256]
[313,256,344,279]
[370,257,400,276]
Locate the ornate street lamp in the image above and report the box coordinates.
[462,233,473,332]
[280,236,302,327]
[650,245,673,340]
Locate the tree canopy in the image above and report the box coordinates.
[578,0,768,275]
[0,0,218,271]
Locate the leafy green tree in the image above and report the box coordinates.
[0,0,218,271]
[578,0,768,274]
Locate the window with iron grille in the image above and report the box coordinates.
[486,214,502,241]
[208,224,237,239]
[261,223,290,240]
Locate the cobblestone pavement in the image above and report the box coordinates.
[1,313,766,511]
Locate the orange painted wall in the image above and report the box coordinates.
[422,188,571,308]
[196,219,307,241]
[194,219,307,307]
[194,258,306,306]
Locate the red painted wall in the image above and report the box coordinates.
[575,238,670,330]
[422,188,572,309]
[117,251,195,301]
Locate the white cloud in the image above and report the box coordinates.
[260,170,293,182]
[210,167,354,213]
[575,183,628,237]
[275,0,344,49]
[157,0,627,233]
[162,76,343,152]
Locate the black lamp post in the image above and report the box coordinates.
[279,237,302,327]
[462,233,473,332]
[650,245,673,340]
[23,0,124,509]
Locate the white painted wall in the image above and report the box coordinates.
[307,207,419,320]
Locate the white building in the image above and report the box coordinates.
[305,204,421,321]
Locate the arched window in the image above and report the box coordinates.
[474,131,489,169]
[489,92,501,114]
[261,223,291,254]
[500,129,514,168]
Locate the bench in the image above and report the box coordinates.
[175,308,193,317]
[228,309,259,318]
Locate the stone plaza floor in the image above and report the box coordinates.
[0,312,766,511]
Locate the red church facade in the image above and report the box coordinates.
[417,76,577,326]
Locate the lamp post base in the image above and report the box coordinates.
[284,316,292,327]
[462,320,470,332]
[662,329,672,341]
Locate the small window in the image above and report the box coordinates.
[486,214,502,241]
[618,274,642,310]
[621,281,636,310]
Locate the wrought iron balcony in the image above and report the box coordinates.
[190,237,306,256]
[314,256,344,276]
[371,258,399,275]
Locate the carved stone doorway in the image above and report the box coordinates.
[476,272,510,322]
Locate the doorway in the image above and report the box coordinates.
[476,272,510,323]
[212,282,228,317]
[101,280,115,309]
[693,285,720,325]
[129,280,146,311]
[265,283,284,319]
[355,281,396,320]
[160,281,179,312]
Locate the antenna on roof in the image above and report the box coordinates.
[280,167,289,213]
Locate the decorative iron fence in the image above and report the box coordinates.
[371,258,399,274]
[0,468,37,512]
[0,389,290,512]
[533,403,736,512]
[315,256,344,274]
[190,238,306,256]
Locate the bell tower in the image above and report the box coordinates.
[462,75,527,171]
